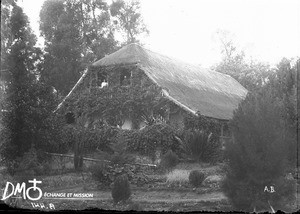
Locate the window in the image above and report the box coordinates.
[222,123,231,137]
[120,70,131,86]
[97,71,108,88]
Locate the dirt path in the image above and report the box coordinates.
[132,190,226,203]
[31,187,228,211]
[41,186,226,203]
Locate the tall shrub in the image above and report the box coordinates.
[222,78,296,212]
[111,174,131,203]
[0,4,59,174]
[126,124,181,160]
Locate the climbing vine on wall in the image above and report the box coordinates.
[62,71,168,128]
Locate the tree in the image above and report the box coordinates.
[1,0,16,111]
[1,0,15,64]
[110,0,149,45]
[69,0,118,63]
[1,0,16,145]
[39,0,149,96]
[0,3,60,174]
[213,30,273,92]
[40,0,118,96]
[39,0,83,96]
[297,59,300,167]
[267,58,297,166]
[222,58,297,212]
[1,3,39,172]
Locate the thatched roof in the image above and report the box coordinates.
[92,43,247,120]
[56,43,247,120]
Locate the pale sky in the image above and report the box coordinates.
[19,0,300,67]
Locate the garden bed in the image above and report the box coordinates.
[1,155,297,212]
[0,157,230,212]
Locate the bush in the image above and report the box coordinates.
[160,150,179,171]
[14,147,48,178]
[109,137,135,165]
[41,115,67,154]
[77,123,182,162]
[64,125,118,155]
[89,163,112,186]
[111,174,131,203]
[222,173,296,212]
[189,170,205,187]
[89,162,141,188]
[183,130,220,163]
[1,113,65,174]
[222,80,296,212]
[126,124,181,160]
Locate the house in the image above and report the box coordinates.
[55,43,247,140]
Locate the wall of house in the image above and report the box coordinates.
[107,68,121,86]
[83,66,158,130]
[98,66,152,88]
[84,66,187,130]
